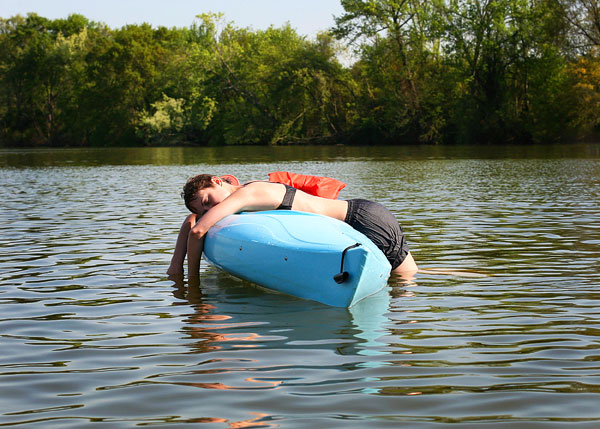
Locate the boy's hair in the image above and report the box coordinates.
[181,174,234,214]
[182,174,214,214]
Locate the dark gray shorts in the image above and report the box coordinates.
[344,199,410,270]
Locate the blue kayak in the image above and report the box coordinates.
[203,210,391,307]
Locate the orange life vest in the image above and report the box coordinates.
[268,171,346,199]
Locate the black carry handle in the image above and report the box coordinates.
[333,243,361,284]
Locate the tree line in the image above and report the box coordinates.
[1,0,599,147]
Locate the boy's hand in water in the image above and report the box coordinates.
[167,264,183,276]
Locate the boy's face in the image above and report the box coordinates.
[189,179,229,215]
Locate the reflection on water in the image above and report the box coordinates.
[1,145,600,427]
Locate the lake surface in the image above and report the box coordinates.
[1,144,599,427]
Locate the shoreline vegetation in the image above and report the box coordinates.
[1,1,599,148]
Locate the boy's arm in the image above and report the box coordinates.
[167,214,198,276]
[186,184,280,276]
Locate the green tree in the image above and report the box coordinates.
[79,23,188,145]
[1,7,598,147]
[193,15,351,145]
[333,0,446,143]
[440,0,573,143]
[561,0,600,53]
[0,13,90,146]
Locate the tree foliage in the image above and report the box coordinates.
[0,4,599,146]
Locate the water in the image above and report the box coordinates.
[1,144,599,427]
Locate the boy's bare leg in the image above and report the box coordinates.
[390,252,418,281]
[392,252,418,274]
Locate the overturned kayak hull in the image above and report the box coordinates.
[203,211,391,307]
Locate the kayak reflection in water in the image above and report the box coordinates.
[167,173,418,278]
